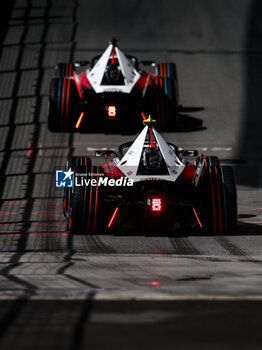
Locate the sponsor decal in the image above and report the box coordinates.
[140,178,161,181]
[104,88,122,92]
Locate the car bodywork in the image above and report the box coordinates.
[64,117,238,235]
[48,39,179,133]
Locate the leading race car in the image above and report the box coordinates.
[63,116,238,235]
[48,39,179,133]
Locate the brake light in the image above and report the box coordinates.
[151,198,162,212]
[108,105,116,117]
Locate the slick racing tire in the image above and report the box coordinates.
[156,62,179,131]
[63,156,92,219]
[48,77,77,131]
[202,162,237,235]
[205,156,220,167]
[55,63,75,78]
[68,157,105,234]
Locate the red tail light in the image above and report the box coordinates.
[193,207,202,228]
[151,198,162,212]
[107,105,117,117]
[108,207,119,227]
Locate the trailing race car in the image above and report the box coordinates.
[48,38,179,133]
[63,116,238,235]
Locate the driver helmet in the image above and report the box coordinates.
[142,147,161,170]
[106,61,120,82]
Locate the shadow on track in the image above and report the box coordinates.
[237,221,262,235]
[0,300,262,350]
[0,297,29,345]
[237,0,262,187]
[175,105,205,132]
[90,219,262,237]
[0,297,95,350]
[0,1,14,57]
[176,113,205,132]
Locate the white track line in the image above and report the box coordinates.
[0,294,262,301]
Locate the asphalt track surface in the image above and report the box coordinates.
[0,0,262,349]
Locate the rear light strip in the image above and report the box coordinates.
[75,112,84,128]
[108,207,119,227]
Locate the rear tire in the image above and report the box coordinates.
[68,157,104,234]
[48,77,77,131]
[63,156,91,219]
[156,62,179,131]
[201,163,237,235]
[55,63,75,78]
[205,156,220,167]
[221,166,238,233]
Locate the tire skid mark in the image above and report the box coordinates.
[214,237,247,256]
[169,237,201,255]
[80,235,117,254]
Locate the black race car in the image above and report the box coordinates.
[63,117,238,235]
[48,39,179,133]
